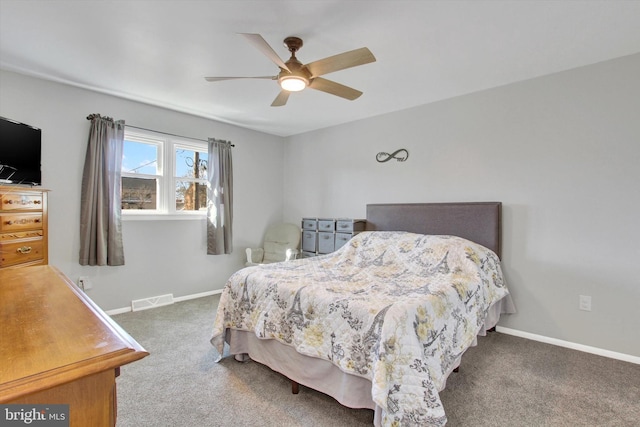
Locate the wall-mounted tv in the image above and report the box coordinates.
[0,116,42,186]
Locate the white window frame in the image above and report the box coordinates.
[121,129,208,220]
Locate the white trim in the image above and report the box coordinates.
[121,129,209,217]
[174,289,222,302]
[105,289,223,316]
[122,213,206,221]
[106,306,132,316]
[496,326,640,365]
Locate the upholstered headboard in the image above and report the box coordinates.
[366,202,502,258]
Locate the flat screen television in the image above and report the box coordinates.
[0,116,42,186]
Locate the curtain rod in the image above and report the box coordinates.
[125,124,235,147]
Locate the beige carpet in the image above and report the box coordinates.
[112,295,640,426]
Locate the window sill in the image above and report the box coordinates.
[122,213,207,221]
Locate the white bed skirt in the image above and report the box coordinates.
[224,295,514,425]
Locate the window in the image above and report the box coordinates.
[121,130,208,217]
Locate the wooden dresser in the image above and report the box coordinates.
[0,185,48,269]
[0,266,149,426]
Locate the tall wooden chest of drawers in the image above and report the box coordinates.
[0,186,48,270]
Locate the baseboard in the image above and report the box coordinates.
[106,306,132,316]
[496,326,640,365]
[174,289,222,302]
[105,289,223,316]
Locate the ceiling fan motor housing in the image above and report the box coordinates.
[279,38,311,90]
[283,36,303,53]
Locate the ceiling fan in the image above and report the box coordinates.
[205,33,376,107]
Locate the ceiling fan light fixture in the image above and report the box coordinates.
[279,75,308,92]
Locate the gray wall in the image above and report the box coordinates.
[283,53,640,357]
[0,70,285,310]
[2,52,638,358]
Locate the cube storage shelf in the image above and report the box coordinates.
[301,217,366,258]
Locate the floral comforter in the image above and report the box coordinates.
[211,231,511,426]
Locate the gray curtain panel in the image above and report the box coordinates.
[79,114,125,266]
[207,138,233,255]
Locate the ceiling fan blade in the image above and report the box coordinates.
[271,90,290,107]
[205,76,275,82]
[308,77,363,100]
[239,33,291,72]
[305,47,376,78]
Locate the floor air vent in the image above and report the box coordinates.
[131,294,174,312]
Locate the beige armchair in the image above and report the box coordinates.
[245,223,301,266]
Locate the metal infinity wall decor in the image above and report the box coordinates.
[376,148,409,163]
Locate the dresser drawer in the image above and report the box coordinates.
[336,219,366,233]
[0,239,44,267]
[302,230,317,253]
[317,232,335,254]
[0,213,44,233]
[302,218,317,231]
[317,219,335,232]
[1,230,44,241]
[0,192,44,211]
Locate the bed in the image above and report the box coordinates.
[211,202,515,426]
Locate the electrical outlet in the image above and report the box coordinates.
[579,295,591,311]
[78,276,92,290]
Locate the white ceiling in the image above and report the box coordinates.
[2,0,640,137]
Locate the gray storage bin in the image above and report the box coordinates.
[336,219,366,233]
[317,219,336,232]
[302,218,317,230]
[302,230,317,253]
[317,231,335,254]
[334,233,353,251]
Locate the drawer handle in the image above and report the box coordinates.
[17,246,33,254]
[4,218,39,226]
[2,199,40,205]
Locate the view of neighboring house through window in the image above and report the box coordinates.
[121,130,208,216]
